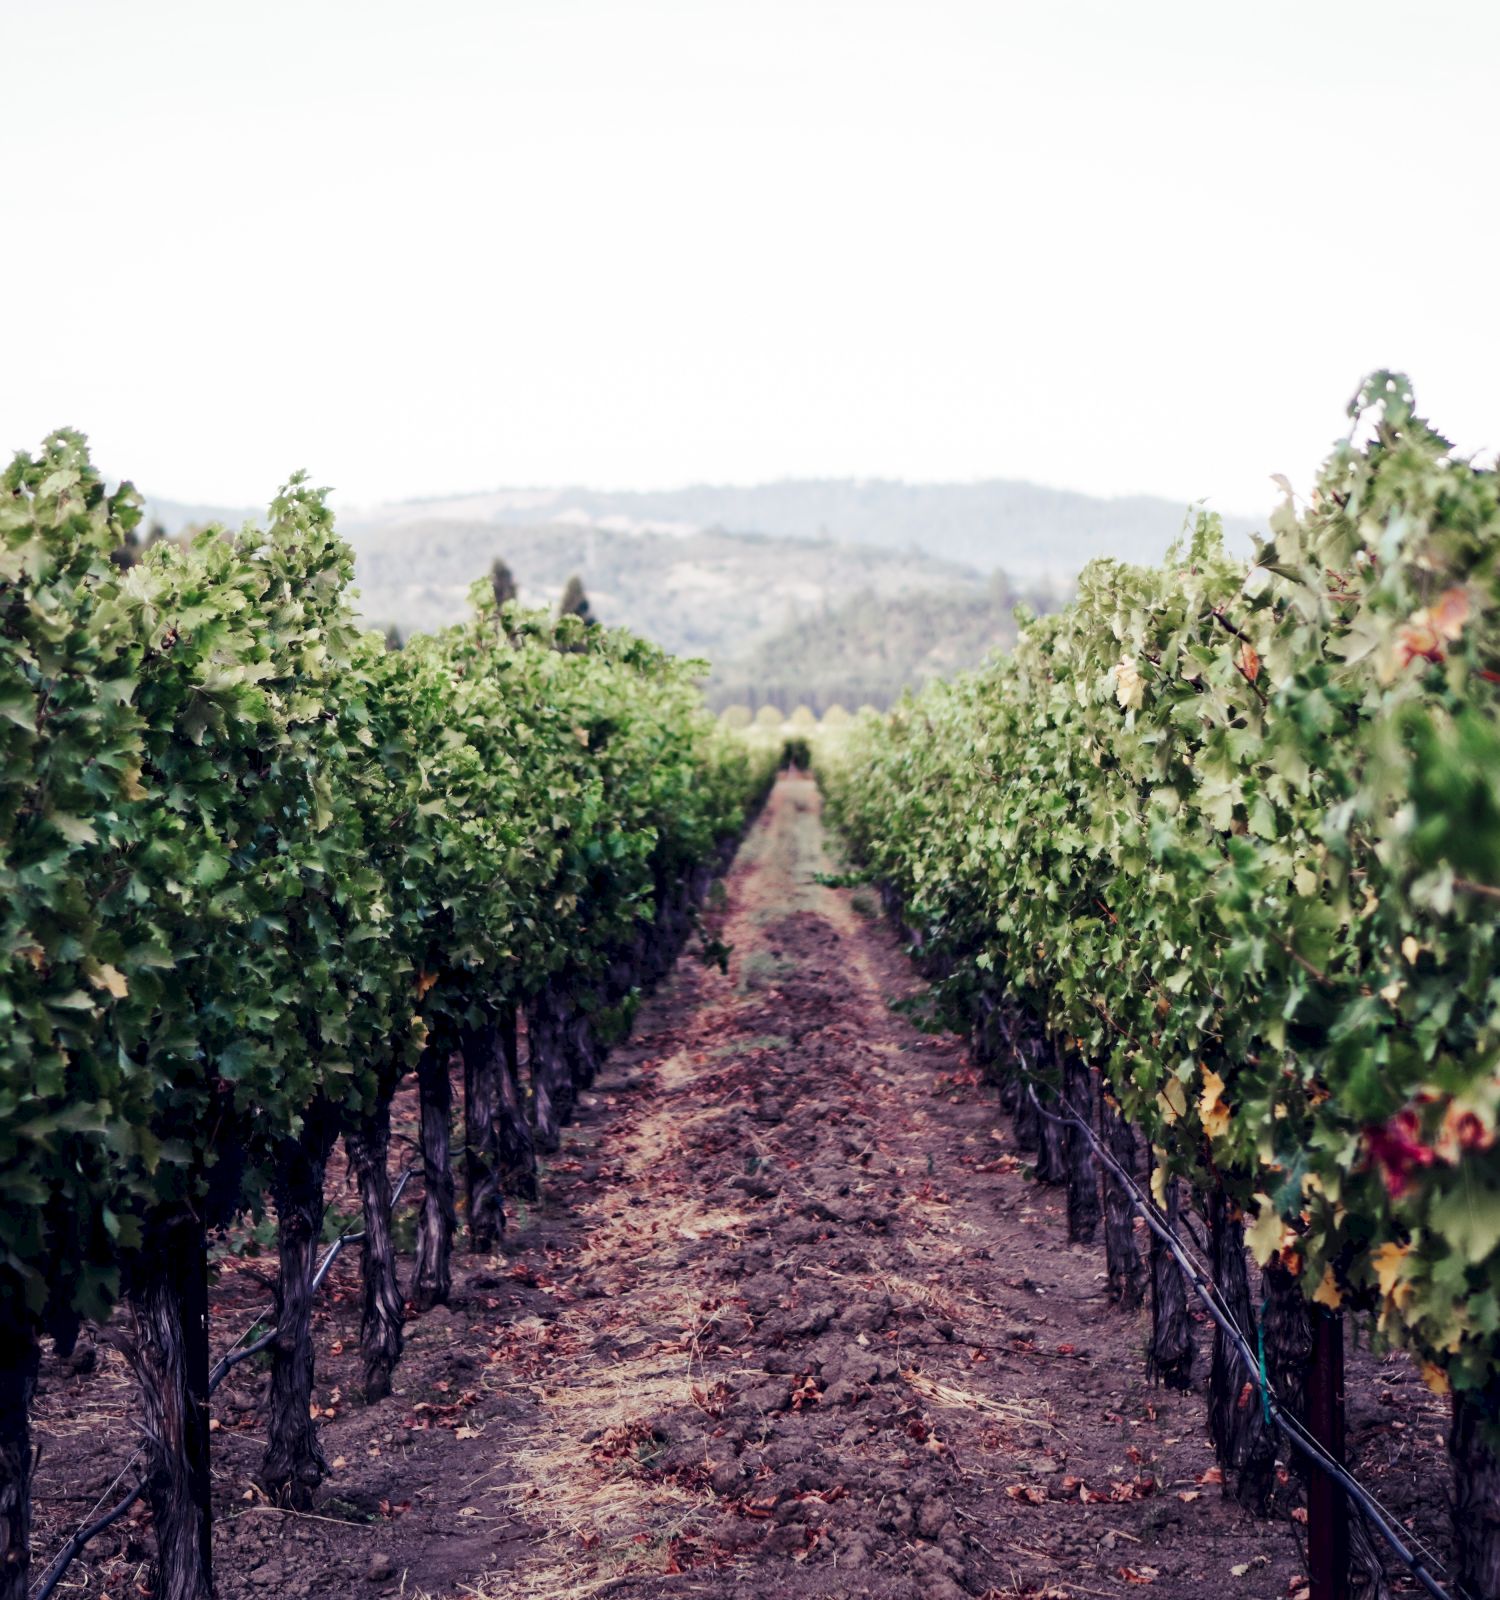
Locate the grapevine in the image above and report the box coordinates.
[0,431,775,1598]
[821,374,1500,1593]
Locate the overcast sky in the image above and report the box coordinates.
[3,0,1495,517]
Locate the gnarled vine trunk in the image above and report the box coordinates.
[1062,1054,1100,1243]
[1032,1036,1069,1186]
[1099,1094,1147,1309]
[1451,1377,1500,1600]
[413,1041,456,1311]
[0,1326,38,1600]
[1147,1169,1194,1390]
[1224,1254,1313,1515]
[493,1005,538,1200]
[345,1066,404,1402]
[125,1211,213,1600]
[1013,1074,1041,1151]
[262,1100,339,1507]
[565,999,604,1093]
[461,1024,507,1252]
[1206,1186,1274,1509]
[528,986,573,1155]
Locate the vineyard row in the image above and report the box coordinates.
[820,374,1500,1599]
[0,431,778,1600]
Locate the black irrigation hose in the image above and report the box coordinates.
[1024,1079,1456,1600]
[30,1167,419,1600]
[29,1475,145,1600]
[206,1166,417,1390]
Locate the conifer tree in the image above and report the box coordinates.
[489,557,518,609]
[558,573,593,624]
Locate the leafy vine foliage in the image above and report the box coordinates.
[0,432,775,1596]
[822,376,1500,1587]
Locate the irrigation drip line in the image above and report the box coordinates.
[1023,1078,1455,1600]
[29,1166,418,1600]
[207,1166,417,1390]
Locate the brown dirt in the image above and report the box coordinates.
[28,773,1451,1600]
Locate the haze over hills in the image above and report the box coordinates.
[704,574,1066,715]
[335,477,1260,580]
[139,476,1260,706]
[345,517,984,663]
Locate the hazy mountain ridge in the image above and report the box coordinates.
[347,517,983,659]
[136,478,1258,696]
[341,477,1260,579]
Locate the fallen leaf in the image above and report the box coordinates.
[1177,1490,1201,1503]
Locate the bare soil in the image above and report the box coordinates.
[29,774,1451,1600]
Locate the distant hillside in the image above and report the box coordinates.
[348,478,1259,580]
[133,476,1257,689]
[706,576,1066,714]
[139,495,261,535]
[345,517,981,660]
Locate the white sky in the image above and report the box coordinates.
[3,0,1496,518]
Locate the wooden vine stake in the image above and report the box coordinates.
[1306,1308,1349,1600]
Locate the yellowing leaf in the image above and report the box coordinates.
[121,761,148,801]
[85,960,129,999]
[1432,585,1471,642]
[1246,1196,1282,1267]
[1158,1077,1187,1124]
[1370,1241,1415,1322]
[1113,655,1144,711]
[414,968,438,1000]
[1199,1066,1231,1140]
[1150,1158,1169,1211]
[1311,1265,1342,1310]
[1420,1361,1451,1397]
[1401,935,1421,964]
[1396,588,1470,670]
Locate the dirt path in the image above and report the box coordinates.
[450,774,1311,1600]
[39,772,1448,1600]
